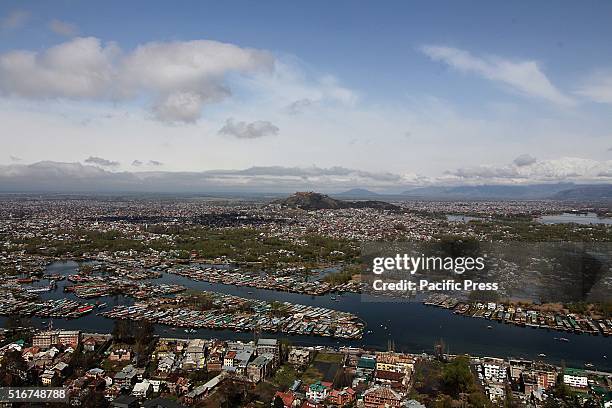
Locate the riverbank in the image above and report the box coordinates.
[1,261,611,372]
[425,294,612,336]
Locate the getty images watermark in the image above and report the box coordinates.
[360,242,612,303]
[371,252,498,292]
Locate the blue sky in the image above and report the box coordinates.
[4,1,612,102]
[1,1,612,191]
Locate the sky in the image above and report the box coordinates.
[1,1,612,192]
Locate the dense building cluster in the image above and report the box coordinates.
[0,195,611,407]
[0,329,610,407]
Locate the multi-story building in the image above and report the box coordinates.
[306,381,331,402]
[522,372,538,396]
[482,357,507,382]
[375,370,408,390]
[223,351,236,368]
[234,350,253,375]
[131,380,152,399]
[256,338,279,363]
[40,369,57,386]
[327,387,355,406]
[109,348,132,362]
[363,385,402,408]
[563,368,588,389]
[508,359,533,381]
[32,330,80,350]
[184,339,207,369]
[535,368,557,390]
[246,354,273,383]
[288,348,312,366]
[485,383,505,402]
[375,352,414,373]
[114,365,138,389]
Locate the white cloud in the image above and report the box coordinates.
[421,45,575,106]
[48,19,79,37]
[449,157,612,183]
[0,37,119,99]
[1,10,30,30]
[576,72,612,103]
[0,37,274,123]
[236,58,358,111]
[219,118,279,139]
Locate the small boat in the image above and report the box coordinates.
[584,363,594,368]
[487,325,493,329]
[538,353,547,357]
[559,337,569,342]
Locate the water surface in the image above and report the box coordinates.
[2,261,610,372]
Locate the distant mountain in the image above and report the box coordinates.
[552,185,612,200]
[274,192,400,211]
[401,183,577,200]
[333,188,382,198]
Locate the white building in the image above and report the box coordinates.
[306,381,330,402]
[563,369,588,388]
[131,379,152,398]
[482,357,506,382]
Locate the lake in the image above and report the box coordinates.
[2,261,611,372]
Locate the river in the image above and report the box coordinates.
[1,261,611,372]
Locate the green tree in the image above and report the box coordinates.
[468,391,491,407]
[273,365,297,391]
[441,356,474,398]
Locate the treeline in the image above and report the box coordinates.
[13,226,359,266]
